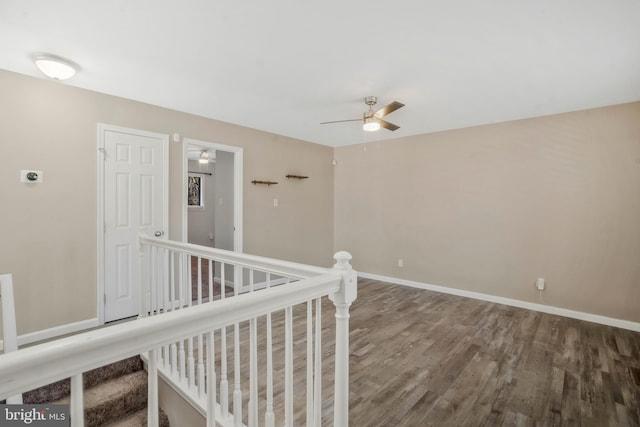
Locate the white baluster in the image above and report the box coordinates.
[198,333,205,399]
[163,248,170,369]
[179,339,186,383]
[156,246,161,314]
[171,342,178,377]
[170,250,176,311]
[306,300,313,427]
[197,256,203,305]
[148,349,159,427]
[285,306,293,427]
[187,255,193,305]
[220,262,226,300]
[314,297,322,427]
[163,247,170,312]
[265,307,274,427]
[150,245,157,315]
[233,322,243,427]
[220,324,229,419]
[138,240,147,318]
[178,252,185,309]
[70,373,84,427]
[220,263,229,418]
[249,316,258,427]
[188,337,196,390]
[206,331,217,427]
[208,259,213,302]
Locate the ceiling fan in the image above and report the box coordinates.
[321,96,405,132]
[187,149,216,164]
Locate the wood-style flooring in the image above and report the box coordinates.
[342,278,640,427]
[206,277,639,426]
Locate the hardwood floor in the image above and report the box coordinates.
[342,279,640,427]
[208,278,639,426]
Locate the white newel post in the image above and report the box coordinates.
[329,251,357,427]
[0,274,22,404]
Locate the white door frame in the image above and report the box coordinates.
[97,123,169,325]
[182,138,243,252]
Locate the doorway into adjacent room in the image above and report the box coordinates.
[182,138,243,300]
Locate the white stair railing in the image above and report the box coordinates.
[138,235,357,426]
[0,261,355,427]
[0,241,356,427]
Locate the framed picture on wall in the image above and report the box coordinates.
[188,174,204,209]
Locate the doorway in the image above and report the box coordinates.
[182,138,243,251]
[183,139,243,301]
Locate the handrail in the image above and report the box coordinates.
[0,274,341,400]
[139,235,331,279]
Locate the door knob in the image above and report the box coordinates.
[154,231,164,237]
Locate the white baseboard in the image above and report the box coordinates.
[0,318,99,351]
[359,272,640,333]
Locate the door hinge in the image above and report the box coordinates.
[104,293,107,304]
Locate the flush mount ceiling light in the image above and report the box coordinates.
[362,116,381,132]
[34,54,78,80]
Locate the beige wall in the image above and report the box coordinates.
[1,66,637,337]
[334,102,640,323]
[0,69,334,336]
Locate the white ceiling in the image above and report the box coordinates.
[1,1,639,147]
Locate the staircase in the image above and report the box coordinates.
[22,356,169,426]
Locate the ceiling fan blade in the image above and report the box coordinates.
[374,101,405,118]
[378,118,400,131]
[320,118,361,125]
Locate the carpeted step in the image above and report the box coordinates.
[22,356,144,404]
[56,370,148,427]
[103,408,170,427]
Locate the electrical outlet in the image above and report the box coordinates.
[398,259,403,268]
[535,278,545,291]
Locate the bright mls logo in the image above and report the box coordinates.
[0,405,69,426]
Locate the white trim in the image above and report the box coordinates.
[0,318,99,351]
[359,272,640,333]
[182,138,243,252]
[97,124,169,325]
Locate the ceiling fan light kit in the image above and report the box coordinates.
[198,150,216,164]
[363,116,381,132]
[321,96,404,132]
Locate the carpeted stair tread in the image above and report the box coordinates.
[103,408,170,427]
[22,356,144,404]
[56,370,148,427]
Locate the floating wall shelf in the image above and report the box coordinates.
[251,180,278,186]
[286,174,309,180]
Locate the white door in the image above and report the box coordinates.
[101,125,168,322]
